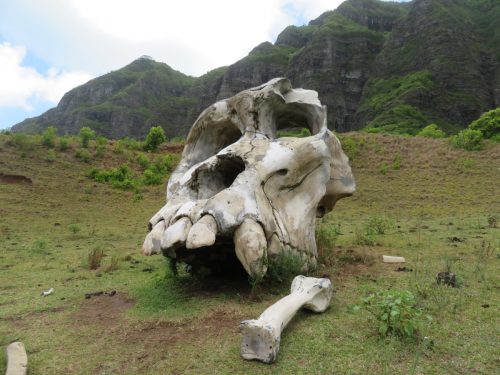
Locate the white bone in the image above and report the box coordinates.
[239,275,333,363]
[383,255,405,263]
[6,341,28,375]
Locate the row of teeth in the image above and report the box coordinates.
[143,213,316,276]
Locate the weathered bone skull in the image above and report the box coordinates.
[142,78,355,277]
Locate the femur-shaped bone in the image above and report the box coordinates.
[143,78,355,277]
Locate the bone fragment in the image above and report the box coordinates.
[6,341,28,375]
[40,288,54,296]
[161,217,192,249]
[186,215,217,249]
[240,275,333,363]
[382,255,405,263]
[234,219,267,277]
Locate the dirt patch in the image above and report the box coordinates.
[0,172,32,184]
[71,292,135,325]
[125,307,242,346]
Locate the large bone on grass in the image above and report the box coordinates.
[239,275,333,363]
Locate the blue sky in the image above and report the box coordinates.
[0,0,410,130]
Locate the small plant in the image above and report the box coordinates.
[68,223,81,237]
[87,247,104,270]
[105,256,120,272]
[379,162,389,175]
[316,222,341,266]
[339,136,359,160]
[42,126,57,148]
[366,216,394,235]
[451,129,483,151]
[79,126,95,148]
[31,240,48,254]
[353,226,376,246]
[266,250,304,283]
[144,126,166,152]
[75,148,91,163]
[417,124,446,138]
[487,214,498,228]
[392,153,402,170]
[359,289,430,339]
[474,240,496,281]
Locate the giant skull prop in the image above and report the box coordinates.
[142,78,355,277]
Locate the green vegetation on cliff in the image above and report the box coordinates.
[11,0,500,138]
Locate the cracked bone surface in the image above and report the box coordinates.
[142,77,355,276]
[240,275,333,363]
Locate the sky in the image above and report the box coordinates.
[0,0,409,130]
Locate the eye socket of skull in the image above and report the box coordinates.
[183,119,243,169]
[192,155,246,199]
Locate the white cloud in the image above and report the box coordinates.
[0,42,93,110]
[1,0,344,77]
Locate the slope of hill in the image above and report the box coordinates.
[1,132,499,373]
[12,0,500,138]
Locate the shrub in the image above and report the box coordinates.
[359,290,430,339]
[119,137,143,151]
[10,133,36,151]
[468,108,500,139]
[417,124,446,138]
[451,129,483,151]
[75,148,91,163]
[42,126,57,147]
[144,126,166,152]
[142,168,164,185]
[79,126,95,148]
[45,149,56,162]
[87,247,104,270]
[58,136,70,151]
[88,164,139,191]
[136,153,150,169]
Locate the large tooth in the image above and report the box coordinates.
[186,215,218,249]
[142,221,166,255]
[234,219,268,277]
[161,217,192,249]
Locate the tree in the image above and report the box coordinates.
[79,127,95,148]
[144,126,166,152]
[469,108,500,139]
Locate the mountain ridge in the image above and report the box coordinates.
[12,0,500,138]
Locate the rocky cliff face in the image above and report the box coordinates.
[12,0,500,138]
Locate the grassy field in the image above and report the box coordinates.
[0,132,498,374]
